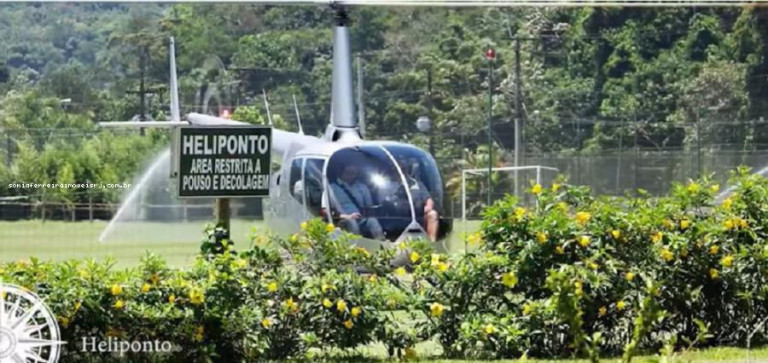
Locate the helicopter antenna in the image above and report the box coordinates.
[262,89,273,126]
[169,37,181,122]
[292,94,305,135]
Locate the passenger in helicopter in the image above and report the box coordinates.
[330,164,385,240]
[397,158,439,242]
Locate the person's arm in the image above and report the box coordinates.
[424,197,435,213]
[331,183,361,219]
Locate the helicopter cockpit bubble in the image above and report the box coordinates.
[324,145,451,244]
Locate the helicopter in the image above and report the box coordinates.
[101,3,455,259]
[100,0,753,257]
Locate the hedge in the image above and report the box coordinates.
[2,166,768,362]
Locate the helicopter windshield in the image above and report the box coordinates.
[326,146,413,242]
[384,145,444,215]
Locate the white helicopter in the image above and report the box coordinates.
[102,0,750,256]
[102,2,454,258]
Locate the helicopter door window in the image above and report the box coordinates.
[289,158,304,204]
[303,158,326,217]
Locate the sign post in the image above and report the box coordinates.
[176,126,272,230]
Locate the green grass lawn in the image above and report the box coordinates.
[0,219,483,266]
[0,219,260,266]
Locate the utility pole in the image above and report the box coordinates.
[356,54,365,138]
[139,46,147,136]
[513,37,522,200]
[485,48,496,207]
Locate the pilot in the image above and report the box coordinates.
[330,164,385,240]
[398,158,439,242]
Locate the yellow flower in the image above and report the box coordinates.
[598,306,607,316]
[575,211,592,225]
[430,302,444,317]
[467,233,483,246]
[368,274,378,283]
[290,233,299,243]
[59,317,70,328]
[395,267,407,276]
[267,281,278,293]
[531,183,543,195]
[404,347,417,360]
[261,318,272,329]
[284,297,298,311]
[168,294,176,304]
[680,219,690,230]
[552,183,561,192]
[625,272,636,282]
[484,324,497,335]
[536,232,548,244]
[574,281,583,296]
[326,223,336,233]
[300,221,308,230]
[110,284,123,296]
[321,283,335,293]
[355,247,371,258]
[710,268,719,279]
[651,231,663,243]
[587,261,598,270]
[501,272,518,288]
[660,248,674,262]
[687,182,700,194]
[557,202,568,212]
[410,251,420,263]
[189,288,205,305]
[721,255,734,268]
[724,219,734,230]
[436,262,449,272]
[113,299,125,310]
[522,303,532,315]
[711,184,720,193]
[336,299,347,312]
[74,301,82,311]
[515,207,527,220]
[194,326,204,342]
[555,245,565,255]
[616,300,627,311]
[738,218,748,229]
[351,307,361,318]
[323,298,333,308]
[663,219,673,230]
[578,235,590,248]
[611,230,621,239]
[709,245,719,255]
[723,197,733,210]
[343,319,354,329]
[141,283,151,294]
[431,253,441,267]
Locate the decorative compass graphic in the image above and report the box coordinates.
[0,283,64,363]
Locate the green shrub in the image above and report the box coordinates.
[3,167,768,361]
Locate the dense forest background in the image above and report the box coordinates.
[1,3,767,215]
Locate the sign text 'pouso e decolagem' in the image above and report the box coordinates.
[177,126,271,197]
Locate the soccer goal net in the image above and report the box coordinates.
[460,165,559,223]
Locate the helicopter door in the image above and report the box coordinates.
[303,158,327,218]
